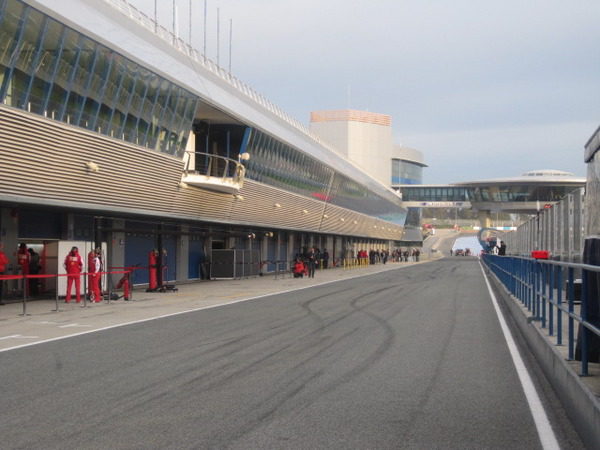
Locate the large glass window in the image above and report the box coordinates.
[0,0,198,157]
[391,159,423,185]
[245,128,406,225]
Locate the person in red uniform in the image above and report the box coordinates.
[148,249,158,291]
[88,247,102,302]
[16,243,30,296]
[0,242,9,305]
[64,246,83,303]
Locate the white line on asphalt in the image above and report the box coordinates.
[58,323,92,328]
[0,335,39,340]
[480,263,560,450]
[0,263,417,353]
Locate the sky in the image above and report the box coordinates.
[127,0,599,184]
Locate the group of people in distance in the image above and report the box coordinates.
[63,246,103,303]
[0,242,41,303]
[293,247,329,278]
[0,243,132,305]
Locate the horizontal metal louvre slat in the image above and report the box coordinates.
[0,106,404,238]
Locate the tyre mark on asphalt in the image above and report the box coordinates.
[401,260,473,444]
[224,283,415,443]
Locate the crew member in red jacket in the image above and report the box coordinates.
[64,246,83,303]
[88,247,102,302]
[0,242,9,305]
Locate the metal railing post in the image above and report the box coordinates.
[581,268,589,376]
[568,267,575,360]
[20,274,28,316]
[83,272,88,307]
[107,271,111,304]
[541,263,547,328]
[54,275,60,312]
[533,262,539,318]
[549,264,554,336]
[556,266,563,345]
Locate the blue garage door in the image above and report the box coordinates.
[280,238,288,267]
[267,238,277,272]
[188,238,205,279]
[124,233,154,285]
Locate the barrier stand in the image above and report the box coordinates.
[20,274,29,316]
[83,272,88,308]
[54,277,59,312]
[107,270,112,304]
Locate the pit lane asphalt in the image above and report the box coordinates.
[1,253,585,449]
[0,231,457,352]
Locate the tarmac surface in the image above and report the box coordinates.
[0,231,455,352]
[0,262,416,351]
[0,230,587,449]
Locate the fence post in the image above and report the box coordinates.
[557,266,563,345]
[20,275,28,316]
[541,264,547,329]
[54,275,60,312]
[581,268,589,376]
[549,264,554,336]
[107,271,112,304]
[568,267,575,360]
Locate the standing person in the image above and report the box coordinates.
[0,242,9,305]
[16,243,30,296]
[87,247,96,300]
[306,247,316,278]
[64,246,83,303]
[498,241,507,256]
[28,248,40,295]
[322,249,329,269]
[88,247,102,302]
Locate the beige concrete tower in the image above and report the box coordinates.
[309,109,393,187]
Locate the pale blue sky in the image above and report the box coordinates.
[127,0,599,183]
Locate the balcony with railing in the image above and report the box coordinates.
[181,151,247,195]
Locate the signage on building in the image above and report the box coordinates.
[418,201,466,207]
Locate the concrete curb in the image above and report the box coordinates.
[484,266,600,448]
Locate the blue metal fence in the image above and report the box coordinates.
[482,254,600,376]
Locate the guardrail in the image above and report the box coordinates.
[482,254,600,376]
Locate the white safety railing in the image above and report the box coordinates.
[504,188,585,262]
[181,151,247,194]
